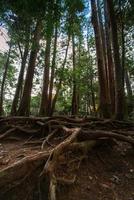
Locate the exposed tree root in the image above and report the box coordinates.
[0,116,133,200]
[0,152,49,194]
[39,128,80,200]
[41,129,59,150]
[0,127,16,140]
[79,130,134,145]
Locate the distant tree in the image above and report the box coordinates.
[0,43,12,115]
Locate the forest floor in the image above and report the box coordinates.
[0,116,134,200]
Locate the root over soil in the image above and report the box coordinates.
[0,116,133,200]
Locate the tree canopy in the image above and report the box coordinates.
[0,0,133,119]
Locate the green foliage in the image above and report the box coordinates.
[0,0,133,116]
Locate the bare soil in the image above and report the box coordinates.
[57,142,134,200]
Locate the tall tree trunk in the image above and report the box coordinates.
[97,0,109,102]
[106,0,124,120]
[87,26,96,116]
[48,24,58,116]
[121,17,125,89]
[120,14,133,115]
[104,0,115,114]
[11,40,29,115]
[17,20,42,116]
[0,43,12,116]
[50,35,70,116]
[90,74,96,115]
[125,70,133,114]
[91,0,110,118]
[71,33,78,115]
[39,34,52,116]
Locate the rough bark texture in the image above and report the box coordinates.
[104,0,115,115]
[39,34,52,116]
[0,44,11,116]
[91,0,110,118]
[87,32,96,115]
[17,20,42,116]
[125,70,133,114]
[51,35,70,116]
[106,0,124,120]
[48,24,58,116]
[11,38,29,115]
[97,0,110,109]
[71,33,79,115]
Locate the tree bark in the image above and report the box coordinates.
[125,70,133,114]
[87,28,96,116]
[48,24,58,116]
[17,20,42,116]
[39,33,52,116]
[119,0,125,89]
[11,38,30,115]
[90,75,96,115]
[97,0,109,102]
[106,0,124,120]
[50,35,70,116]
[104,0,115,114]
[91,0,110,118]
[71,33,79,115]
[0,43,12,116]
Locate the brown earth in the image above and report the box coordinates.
[0,116,133,200]
[0,139,134,200]
[57,142,134,200]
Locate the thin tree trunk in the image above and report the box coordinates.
[71,33,79,115]
[106,0,124,120]
[121,18,125,89]
[0,43,12,116]
[120,15,133,114]
[104,0,115,114]
[119,0,125,89]
[50,35,70,116]
[125,70,133,114]
[39,34,52,116]
[90,75,96,115]
[91,0,110,118]
[11,39,29,115]
[48,24,58,116]
[17,20,42,116]
[87,26,96,116]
